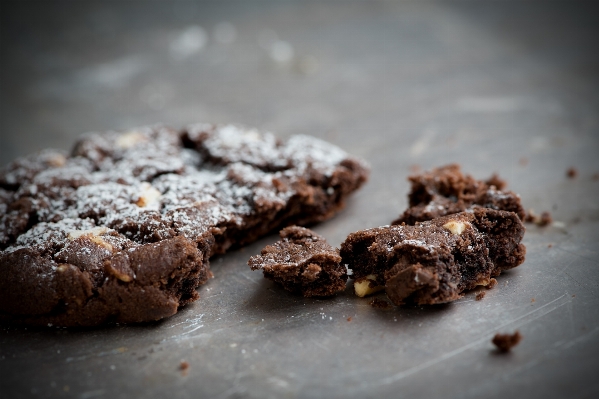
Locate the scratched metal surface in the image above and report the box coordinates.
[1,1,599,398]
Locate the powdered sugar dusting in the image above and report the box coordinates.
[6,218,97,253]
[1,123,367,259]
[284,135,348,177]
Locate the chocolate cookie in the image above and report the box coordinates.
[340,208,526,305]
[248,226,346,297]
[392,164,525,225]
[0,124,369,326]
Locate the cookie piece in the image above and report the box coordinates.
[248,226,346,297]
[340,208,526,305]
[492,331,522,352]
[524,209,553,227]
[0,124,368,326]
[392,164,525,225]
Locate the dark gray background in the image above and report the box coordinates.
[1,1,599,398]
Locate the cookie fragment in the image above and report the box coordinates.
[392,164,525,225]
[248,226,346,297]
[492,331,522,352]
[524,209,552,227]
[341,208,526,306]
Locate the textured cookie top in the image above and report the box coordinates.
[248,226,346,297]
[342,212,484,280]
[342,208,526,283]
[342,208,526,305]
[393,164,525,225]
[248,226,341,272]
[1,124,368,254]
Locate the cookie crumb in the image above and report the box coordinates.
[566,167,578,179]
[593,173,599,181]
[519,157,529,166]
[347,316,352,322]
[369,298,391,309]
[492,331,522,352]
[531,298,535,303]
[524,209,552,227]
[538,212,552,227]
[487,278,498,289]
[475,291,486,301]
[180,360,189,376]
[548,244,553,248]
[409,164,421,173]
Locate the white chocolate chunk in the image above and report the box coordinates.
[67,227,114,251]
[476,277,491,287]
[68,227,110,240]
[88,236,114,251]
[442,220,470,235]
[110,268,133,282]
[56,264,69,272]
[47,154,67,167]
[135,182,162,207]
[354,274,384,297]
[116,131,147,149]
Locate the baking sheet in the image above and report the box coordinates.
[1,1,599,398]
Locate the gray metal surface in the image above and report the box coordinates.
[1,1,599,398]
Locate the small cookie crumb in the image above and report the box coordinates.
[548,244,553,248]
[347,316,352,322]
[180,360,190,376]
[566,167,578,179]
[519,157,529,166]
[531,298,535,303]
[524,209,553,227]
[369,298,391,309]
[475,291,486,301]
[593,173,599,181]
[487,278,498,289]
[539,212,552,227]
[409,164,421,173]
[492,331,522,352]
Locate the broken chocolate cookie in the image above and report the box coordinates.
[341,208,526,305]
[248,226,346,297]
[392,164,525,225]
[0,124,369,326]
